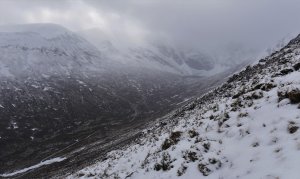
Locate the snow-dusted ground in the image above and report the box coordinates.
[0,157,66,177]
[67,34,300,179]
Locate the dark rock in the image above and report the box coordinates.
[203,142,210,151]
[183,151,198,162]
[162,131,182,150]
[245,65,252,71]
[185,103,196,111]
[289,126,299,134]
[252,142,259,147]
[253,83,264,90]
[154,163,162,171]
[260,83,277,91]
[177,165,187,176]
[154,152,173,171]
[160,121,167,126]
[288,122,299,134]
[257,84,269,91]
[162,139,174,150]
[87,173,96,177]
[209,158,218,164]
[170,131,182,142]
[198,163,211,176]
[278,58,289,64]
[173,110,185,118]
[280,68,294,75]
[227,74,239,83]
[224,112,230,119]
[277,91,289,102]
[288,90,300,103]
[188,130,199,138]
[251,91,264,100]
[294,63,300,71]
[77,173,85,177]
[238,112,248,118]
[232,93,242,99]
[253,83,276,91]
[259,59,266,63]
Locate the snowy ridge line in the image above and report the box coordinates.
[0,157,66,177]
[67,34,300,178]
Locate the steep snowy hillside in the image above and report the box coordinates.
[68,34,300,178]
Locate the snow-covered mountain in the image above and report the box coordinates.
[0,23,238,176]
[67,34,300,178]
[0,24,116,77]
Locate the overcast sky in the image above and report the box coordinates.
[0,0,300,50]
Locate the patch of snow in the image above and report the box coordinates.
[0,157,66,177]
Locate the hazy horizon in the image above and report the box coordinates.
[0,0,299,52]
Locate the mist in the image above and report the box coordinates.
[0,0,299,52]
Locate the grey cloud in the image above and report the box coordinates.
[0,0,300,50]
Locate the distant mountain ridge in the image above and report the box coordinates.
[78,28,257,77]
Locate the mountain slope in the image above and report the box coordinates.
[68,34,300,179]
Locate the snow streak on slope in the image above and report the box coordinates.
[68,35,300,179]
[0,157,66,177]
